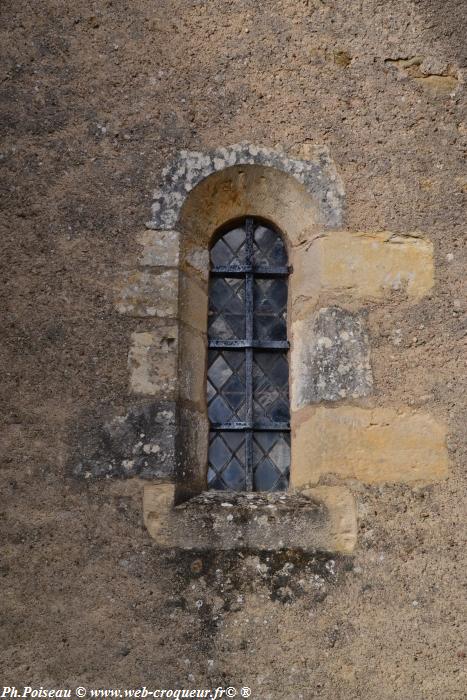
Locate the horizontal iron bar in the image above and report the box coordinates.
[211,422,290,432]
[210,265,290,277]
[208,339,289,350]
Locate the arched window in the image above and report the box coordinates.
[206,217,290,492]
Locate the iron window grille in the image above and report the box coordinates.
[207,217,290,492]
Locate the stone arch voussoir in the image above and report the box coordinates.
[147,143,345,231]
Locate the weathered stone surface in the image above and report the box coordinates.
[303,486,357,554]
[179,273,208,333]
[414,74,458,94]
[128,328,178,397]
[184,246,210,280]
[144,485,356,553]
[178,326,207,408]
[178,164,330,251]
[115,269,178,317]
[148,143,344,230]
[292,231,434,306]
[291,306,373,410]
[385,57,459,94]
[71,401,177,479]
[292,406,449,487]
[137,230,180,267]
[175,406,210,500]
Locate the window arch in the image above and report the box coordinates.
[206,217,290,492]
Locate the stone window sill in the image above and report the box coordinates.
[143,484,357,554]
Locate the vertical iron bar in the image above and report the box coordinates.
[245,217,254,491]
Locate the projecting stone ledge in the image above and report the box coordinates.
[143,485,357,554]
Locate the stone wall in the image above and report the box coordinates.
[1,0,465,696]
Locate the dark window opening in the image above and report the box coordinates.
[206,217,290,492]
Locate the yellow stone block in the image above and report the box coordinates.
[292,406,449,487]
[178,325,207,409]
[291,231,434,308]
[179,272,208,334]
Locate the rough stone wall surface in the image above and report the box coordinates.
[1,1,465,698]
[71,401,176,479]
[291,306,373,408]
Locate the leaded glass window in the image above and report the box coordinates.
[207,217,290,492]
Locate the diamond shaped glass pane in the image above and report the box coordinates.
[208,431,246,491]
[208,277,245,340]
[209,434,231,470]
[222,457,246,490]
[207,350,246,424]
[211,227,246,267]
[254,457,281,491]
[269,435,291,473]
[254,278,287,340]
[253,225,287,266]
[253,352,290,423]
[207,353,233,391]
[253,431,290,492]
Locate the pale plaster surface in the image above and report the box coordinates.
[137,230,180,267]
[115,269,179,318]
[302,486,358,554]
[128,328,178,397]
